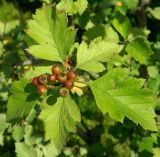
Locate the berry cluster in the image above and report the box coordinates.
[32,64,76,97]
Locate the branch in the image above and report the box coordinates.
[136,0,151,28]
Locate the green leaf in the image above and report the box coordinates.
[76,39,119,72]
[27,45,61,62]
[76,0,88,15]
[43,0,53,4]
[0,41,4,57]
[26,5,76,62]
[57,0,77,15]
[24,125,43,145]
[148,7,160,20]
[89,68,157,131]
[138,135,157,153]
[12,126,24,142]
[138,137,154,152]
[57,0,88,15]
[7,79,39,122]
[0,132,3,146]
[26,107,37,123]
[83,24,119,43]
[0,114,7,146]
[148,76,160,94]
[115,2,128,15]
[0,20,19,35]
[112,14,132,38]
[83,25,104,42]
[127,27,150,41]
[24,65,52,80]
[0,3,19,22]
[0,114,6,132]
[42,143,59,157]
[125,37,153,64]
[122,0,138,9]
[15,142,37,157]
[39,95,81,152]
[147,66,159,78]
[104,25,119,43]
[153,148,160,157]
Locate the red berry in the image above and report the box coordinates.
[52,64,62,75]
[32,77,39,86]
[57,72,67,83]
[67,70,76,80]
[38,74,48,85]
[37,85,47,95]
[59,87,69,97]
[65,79,74,89]
[49,74,56,83]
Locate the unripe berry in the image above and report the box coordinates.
[49,74,56,83]
[52,64,62,75]
[57,72,67,83]
[37,85,47,95]
[32,77,39,87]
[65,79,74,89]
[38,74,48,85]
[59,87,69,97]
[67,70,76,80]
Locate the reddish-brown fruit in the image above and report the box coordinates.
[37,85,47,95]
[49,74,57,83]
[56,72,67,83]
[65,79,74,89]
[59,87,69,97]
[67,70,76,80]
[38,74,48,85]
[52,64,62,75]
[32,77,39,86]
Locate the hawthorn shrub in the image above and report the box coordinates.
[0,0,160,157]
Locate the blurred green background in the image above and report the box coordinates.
[0,0,160,157]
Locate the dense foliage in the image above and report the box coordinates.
[0,0,160,156]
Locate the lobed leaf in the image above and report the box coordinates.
[15,142,37,157]
[76,40,119,72]
[125,37,153,64]
[112,14,132,38]
[7,79,40,122]
[12,126,24,142]
[57,0,88,15]
[24,65,52,80]
[122,0,138,9]
[39,95,81,152]
[148,7,160,20]
[26,5,76,62]
[89,68,157,131]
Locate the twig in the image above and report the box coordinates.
[136,0,151,28]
